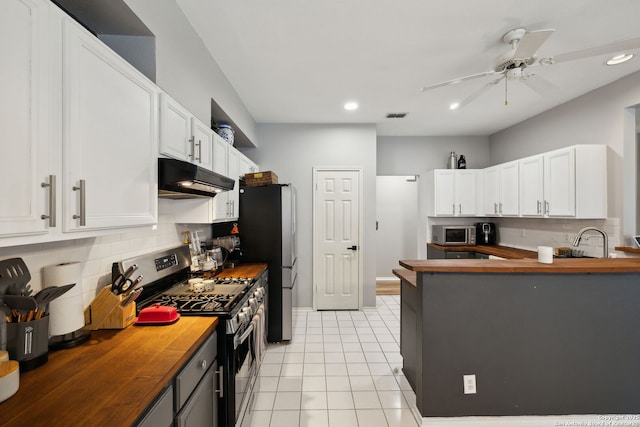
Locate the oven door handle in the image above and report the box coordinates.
[234,323,254,350]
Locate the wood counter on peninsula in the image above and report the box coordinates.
[397,257,640,420]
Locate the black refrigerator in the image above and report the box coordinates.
[238,184,296,342]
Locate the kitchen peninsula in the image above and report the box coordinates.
[395,257,640,419]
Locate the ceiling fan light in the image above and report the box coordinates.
[449,102,460,110]
[606,53,634,66]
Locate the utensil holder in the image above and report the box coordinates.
[6,315,49,372]
[83,287,136,330]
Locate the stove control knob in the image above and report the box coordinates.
[238,311,248,323]
[254,288,264,298]
[242,306,253,317]
[249,298,257,309]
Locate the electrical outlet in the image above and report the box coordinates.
[521,229,526,238]
[463,374,477,394]
[565,233,571,242]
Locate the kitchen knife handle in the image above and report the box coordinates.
[215,367,224,398]
[41,175,56,227]
[72,180,86,226]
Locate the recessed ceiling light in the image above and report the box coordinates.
[344,101,359,111]
[449,102,460,110]
[606,53,634,66]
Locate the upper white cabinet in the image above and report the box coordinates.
[0,1,158,246]
[426,170,481,217]
[483,161,519,216]
[239,152,259,176]
[0,0,52,237]
[62,12,158,232]
[160,93,213,171]
[519,145,606,219]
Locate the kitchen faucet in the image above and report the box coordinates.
[572,227,609,258]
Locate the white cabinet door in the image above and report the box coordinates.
[159,93,191,162]
[0,0,52,237]
[211,134,229,221]
[499,161,519,216]
[62,17,158,231]
[483,167,500,215]
[191,118,213,171]
[238,152,258,175]
[227,147,240,219]
[519,155,545,216]
[455,169,478,216]
[544,147,575,217]
[433,170,456,216]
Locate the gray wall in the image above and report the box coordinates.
[244,124,377,308]
[490,71,640,224]
[123,0,258,146]
[377,136,491,175]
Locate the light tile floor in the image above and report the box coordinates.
[245,295,419,427]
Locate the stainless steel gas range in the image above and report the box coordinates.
[113,246,268,427]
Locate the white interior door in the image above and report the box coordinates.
[313,168,362,310]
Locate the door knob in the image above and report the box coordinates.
[347,245,358,250]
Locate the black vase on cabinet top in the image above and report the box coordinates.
[475,222,497,245]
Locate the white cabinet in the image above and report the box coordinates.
[0,0,52,237]
[483,161,519,216]
[62,12,158,232]
[519,145,606,219]
[427,170,481,217]
[160,94,213,171]
[238,152,259,176]
[0,0,158,245]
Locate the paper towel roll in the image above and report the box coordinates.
[43,262,84,336]
[537,246,554,264]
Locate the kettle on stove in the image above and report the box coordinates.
[475,222,497,245]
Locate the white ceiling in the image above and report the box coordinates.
[176,0,640,137]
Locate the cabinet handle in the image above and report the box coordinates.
[215,367,224,398]
[458,204,462,214]
[188,136,195,159]
[494,203,498,214]
[72,180,86,226]
[199,359,207,370]
[536,200,541,215]
[452,204,455,215]
[41,175,56,227]
[545,201,550,215]
[499,202,503,214]
[195,139,202,162]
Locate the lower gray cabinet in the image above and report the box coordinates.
[137,385,174,427]
[176,360,218,427]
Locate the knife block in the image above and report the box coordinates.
[83,287,136,330]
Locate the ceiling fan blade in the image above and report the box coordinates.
[420,70,497,92]
[455,77,503,109]
[521,74,559,96]
[551,36,640,64]
[514,29,555,58]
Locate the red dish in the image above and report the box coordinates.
[135,303,180,325]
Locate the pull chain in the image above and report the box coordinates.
[504,77,508,106]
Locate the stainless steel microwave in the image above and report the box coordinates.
[432,225,476,246]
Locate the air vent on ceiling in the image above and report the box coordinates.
[386,113,407,118]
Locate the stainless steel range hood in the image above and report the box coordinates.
[158,158,235,199]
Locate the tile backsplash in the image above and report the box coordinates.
[0,200,209,308]
[493,217,622,258]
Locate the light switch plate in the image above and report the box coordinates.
[463,374,477,394]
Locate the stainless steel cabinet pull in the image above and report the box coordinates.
[536,200,541,214]
[40,175,56,227]
[544,201,550,215]
[499,202,503,214]
[452,204,455,215]
[72,180,86,226]
[199,359,207,370]
[494,202,498,214]
[195,139,202,162]
[188,136,195,159]
[458,204,462,214]
[215,367,224,398]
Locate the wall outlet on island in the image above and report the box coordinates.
[463,374,477,394]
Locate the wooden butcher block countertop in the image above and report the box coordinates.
[400,257,640,273]
[0,316,218,427]
[427,243,538,259]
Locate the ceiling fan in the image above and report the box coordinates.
[420,28,640,109]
